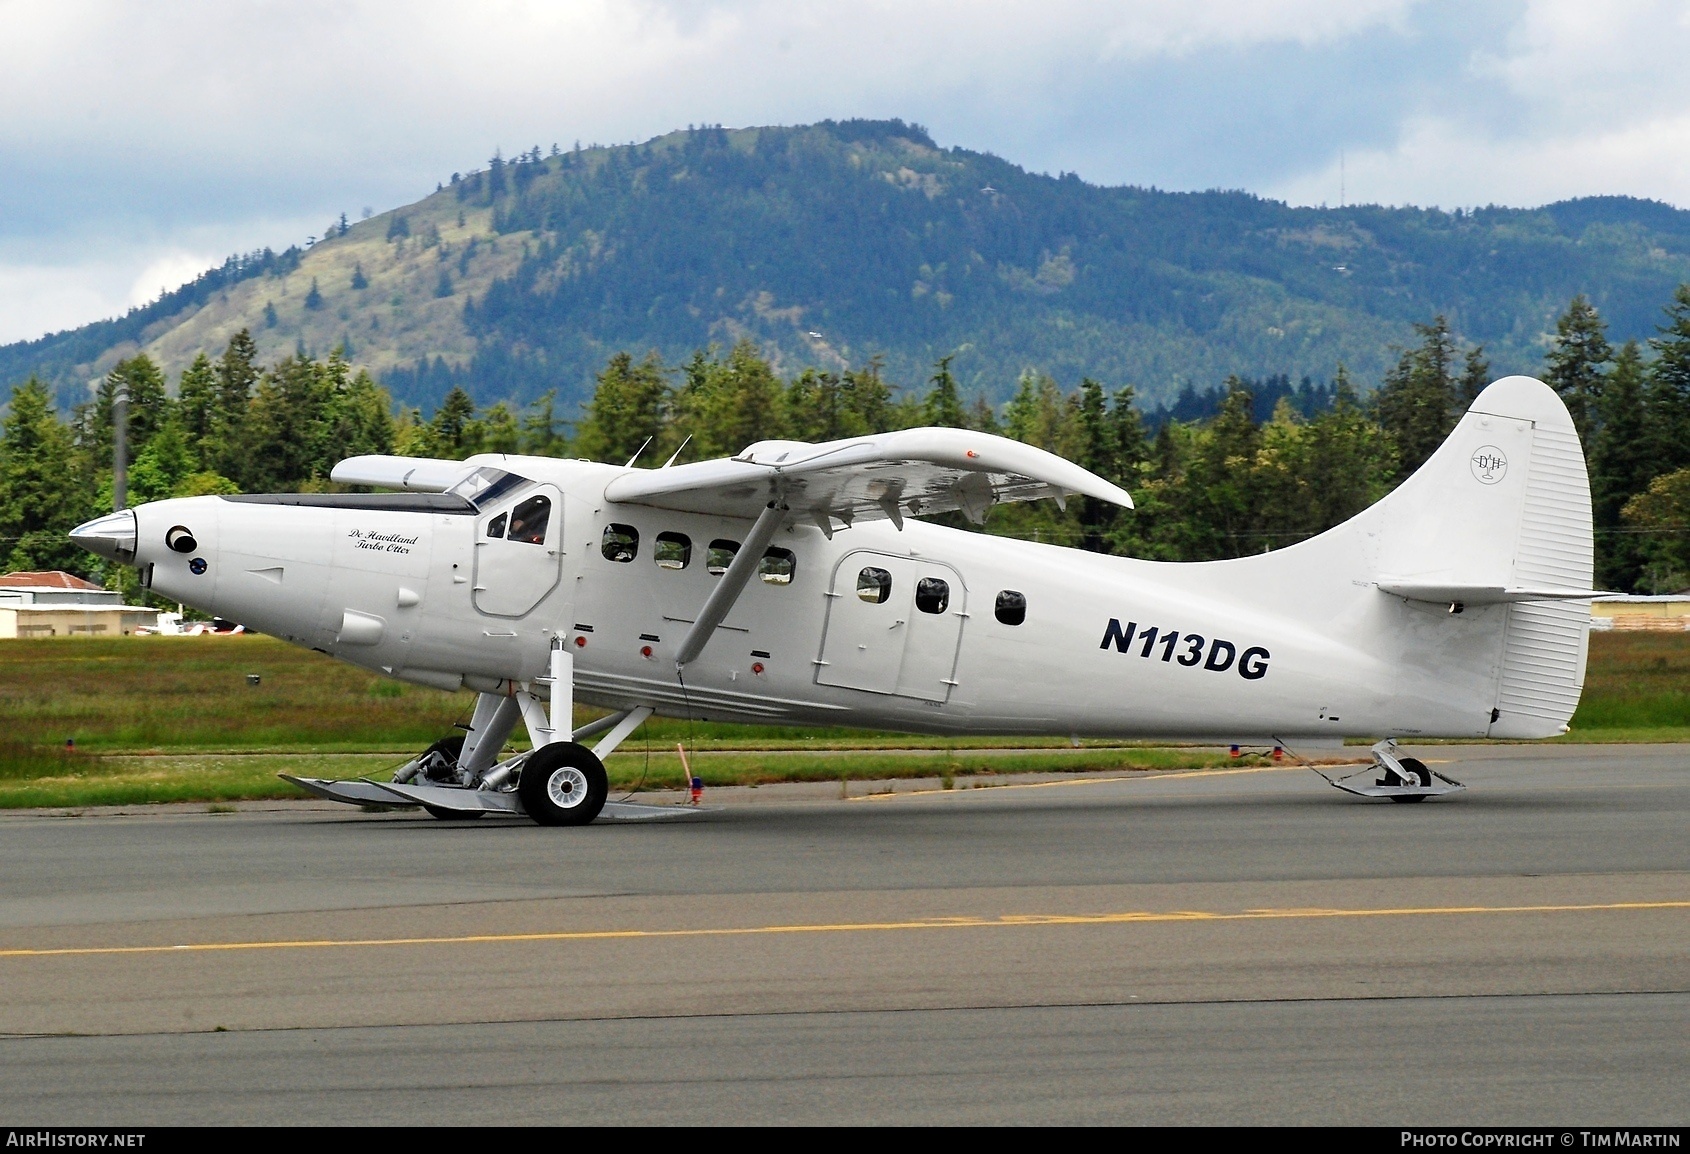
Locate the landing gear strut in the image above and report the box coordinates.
[280,653,656,824]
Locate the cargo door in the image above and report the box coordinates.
[816,551,965,702]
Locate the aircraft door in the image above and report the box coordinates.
[473,485,563,618]
[816,552,965,702]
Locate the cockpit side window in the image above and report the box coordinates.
[507,494,550,545]
[486,513,508,539]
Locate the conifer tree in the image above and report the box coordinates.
[520,390,570,456]
[209,330,260,480]
[86,355,169,469]
[1458,345,1490,410]
[922,356,966,427]
[304,278,324,310]
[175,353,218,471]
[1543,295,1612,443]
[0,378,90,572]
[1645,283,1690,476]
[1373,316,1459,481]
[429,387,479,459]
[1591,340,1652,590]
[351,264,368,290]
[1303,366,1393,532]
[577,352,669,464]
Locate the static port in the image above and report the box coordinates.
[165,525,198,554]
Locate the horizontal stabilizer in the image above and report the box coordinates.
[1376,581,1608,605]
[604,426,1132,527]
[329,455,473,493]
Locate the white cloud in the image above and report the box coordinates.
[4,1,1690,343]
[126,251,221,310]
[1276,111,1690,209]
[0,262,128,346]
[1271,0,1690,208]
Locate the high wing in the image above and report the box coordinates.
[602,427,1133,532]
[331,455,475,492]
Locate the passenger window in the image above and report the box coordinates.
[706,539,739,576]
[915,577,950,614]
[507,494,550,545]
[995,590,1027,626]
[856,567,891,604]
[486,513,508,539]
[601,523,638,563]
[759,548,796,585]
[654,532,692,570]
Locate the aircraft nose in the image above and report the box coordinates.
[70,509,137,563]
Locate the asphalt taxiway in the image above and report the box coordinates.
[1,744,1685,1125]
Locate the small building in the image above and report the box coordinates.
[0,571,160,638]
[1589,594,1690,632]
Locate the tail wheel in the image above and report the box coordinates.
[1390,756,1433,802]
[418,734,485,820]
[518,742,608,826]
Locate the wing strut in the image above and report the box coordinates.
[675,501,786,669]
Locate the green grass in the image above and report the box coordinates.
[0,746,1278,810]
[0,631,1682,809]
[1562,631,1690,739]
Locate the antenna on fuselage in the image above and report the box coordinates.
[661,434,692,469]
[624,437,653,468]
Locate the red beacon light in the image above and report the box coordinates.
[640,645,653,659]
[751,661,765,675]
[574,635,586,648]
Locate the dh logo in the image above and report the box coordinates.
[1470,445,1508,484]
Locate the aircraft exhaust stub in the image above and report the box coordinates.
[72,376,1599,823]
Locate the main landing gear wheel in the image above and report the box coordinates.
[517,742,608,826]
[418,734,485,820]
[1387,756,1433,803]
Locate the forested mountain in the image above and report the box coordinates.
[9,119,1690,416]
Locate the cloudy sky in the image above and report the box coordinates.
[4,0,1690,345]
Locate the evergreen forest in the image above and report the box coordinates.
[3,290,1688,602]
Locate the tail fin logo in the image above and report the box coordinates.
[1470,446,1508,484]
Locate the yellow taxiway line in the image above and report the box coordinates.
[1,900,1683,960]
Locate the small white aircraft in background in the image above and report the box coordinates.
[73,376,1600,825]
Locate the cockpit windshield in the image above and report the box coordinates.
[447,467,529,509]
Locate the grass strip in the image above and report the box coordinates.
[0,747,1287,810]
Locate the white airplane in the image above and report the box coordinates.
[71,376,1600,824]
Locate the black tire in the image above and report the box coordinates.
[1390,756,1432,802]
[424,805,485,820]
[517,742,608,826]
[1397,757,1433,786]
